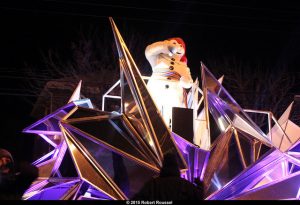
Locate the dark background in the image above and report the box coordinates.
[0,0,300,162]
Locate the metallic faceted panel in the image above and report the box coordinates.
[28,180,81,200]
[23,178,80,200]
[233,171,300,200]
[172,132,210,182]
[201,63,271,146]
[64,129,158,198]
[62,118,159,171]
[208,148,284,200]
[203,127,235,196]
[62,127,127,200]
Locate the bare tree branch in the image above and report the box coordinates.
[206,57,295,128]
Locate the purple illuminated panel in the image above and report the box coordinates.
[23,99,93,135]
[208,148,283,200]
[84,184,114,200]
[233,171,300,200]
[172,132,209,182]
[28,181,80,200]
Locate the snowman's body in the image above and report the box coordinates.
[145,39,193,128]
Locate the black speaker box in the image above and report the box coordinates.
[172,107,194,143]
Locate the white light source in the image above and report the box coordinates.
[218,117,226,132]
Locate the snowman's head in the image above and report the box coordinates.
[168,37,187,64]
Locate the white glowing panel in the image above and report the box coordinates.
[232,114,269,144]
[269,120,300,152]
[194,108,210,150]
[278,102,293,125]
[285,120,300,145]
[68,80,82,103]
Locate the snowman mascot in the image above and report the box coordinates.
[145,37,193,129]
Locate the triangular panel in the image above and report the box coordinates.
[27,180,80,200]
[208,148,283,200]
[65,129,158,198]
[64,106,116,122]
[233,171,300,200]
[68,80,82,103]
[79,182,113,200]
[172,132,210,182]
[203,128,235,195]
[62,127,126,200]
[58,146,79,178]
[23,103,76,135]
[62,119,158,171]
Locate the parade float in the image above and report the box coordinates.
[22,18,300,200]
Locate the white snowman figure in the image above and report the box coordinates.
[145,37,193,128]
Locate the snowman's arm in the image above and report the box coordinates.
[179,66,193,89]
[145,40,172,57]
[145,40,173,67]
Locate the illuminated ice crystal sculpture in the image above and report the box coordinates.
[22,17,300,200]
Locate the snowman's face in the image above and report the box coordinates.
[169,39,185,56]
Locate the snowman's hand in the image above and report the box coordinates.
[145,41,174,66]
[168,45,178,55]
[167,43,184,55]
[180,76,193,89]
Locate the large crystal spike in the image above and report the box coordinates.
[109,17,187,170]
[201,62,271,147]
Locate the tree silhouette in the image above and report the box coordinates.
[24,24,150,118]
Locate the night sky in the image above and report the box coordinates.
[0,0,300,162]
